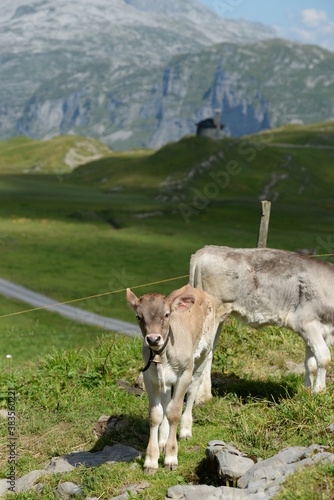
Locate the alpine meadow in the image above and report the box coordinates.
[0,121,333,498]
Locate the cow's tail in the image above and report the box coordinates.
[189,252,202,289]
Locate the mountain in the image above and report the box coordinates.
[1,1,334,150]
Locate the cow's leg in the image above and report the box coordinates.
[143,377,163,474]
[304,344,317,389]
[300,323,331,393]
[159,389,171,452]
[195,322,223,404]
[164,369,192,470]
[180,353,210,439]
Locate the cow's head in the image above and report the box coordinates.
[127,287,195,350]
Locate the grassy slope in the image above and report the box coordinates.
[0,123,333,497]
[0,135,111,174]
[0,123,333,362]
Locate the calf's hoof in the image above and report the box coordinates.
[164,459,178,471]
[179,430,192,440]
[143,466,158,475]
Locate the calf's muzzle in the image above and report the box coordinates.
[145,333,163,347]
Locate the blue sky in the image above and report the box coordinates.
[199,0,334,51]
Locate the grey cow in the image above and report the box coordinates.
[190,245,334,395]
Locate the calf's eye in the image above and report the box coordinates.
[164,312,170,319]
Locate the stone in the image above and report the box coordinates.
[0,409,8,419]
[94,415,126,438]
[116,379,145,397]
[135,372,146,392]
[0,479,9,496]
[165,484,268,499]
[238,444,334,496]
[46,444,141,472]
[57,481,83,497]
[326,423,334,433]
[206,441,255,483]
[45,456,75,474]
[116,481,149,497]
[15,469,47,493]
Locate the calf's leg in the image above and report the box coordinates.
[195,322,223,404]
[159,389,171,452]
[304,345,317,389]
[180,352,211,439]
[300,323,331,393]
[164,369,192,470]
[143,377,163,474]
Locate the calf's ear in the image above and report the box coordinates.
[126,288,140,310]
[170,294,195,313]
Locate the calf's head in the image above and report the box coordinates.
[127,287,195,350]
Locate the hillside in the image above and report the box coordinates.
[0,122,332,365]
[0,135,111,174]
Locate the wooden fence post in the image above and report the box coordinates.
[257,200,271,248]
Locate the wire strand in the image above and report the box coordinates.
[0,274,189,321]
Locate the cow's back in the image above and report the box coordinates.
[190,245,334,330]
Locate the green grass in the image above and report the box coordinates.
[0,122,333,366]
[0,328,333,498]
[0,135,111,174]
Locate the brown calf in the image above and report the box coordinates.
[127,284,216,473]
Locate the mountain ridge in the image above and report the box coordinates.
[1,1,334,149]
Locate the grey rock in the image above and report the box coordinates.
[206,440,255,482]
[57,481,82,497]
[238,444,334,496]
[326,423,334,433]
[115,481,150,498]
[0,479,9,496]
[165,484,268,499]
[46,456,75,474]
[15,469,47,493]
[94,415,126,438]
[45,444,141,473]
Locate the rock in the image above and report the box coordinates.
[0,409,8,419]
[326,423,334,433]
[46,456,75,474]
[46,444,141,472]
[135,372,146,392]
[94,415,126,438]
[116,481,150,497]
[165,484,268,499]
[206,441,255,483]
[15,469,47,493]
[57,481,83,497]
[116,379,144,396]
[0,479,8,496]
[237,444,334,496]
